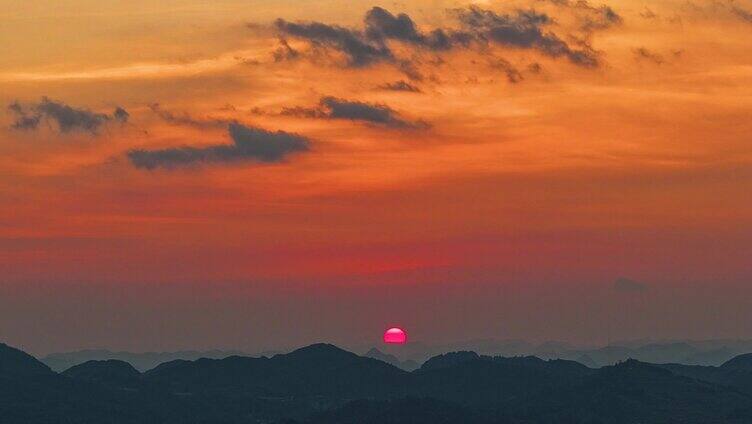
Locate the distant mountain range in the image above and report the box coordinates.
[4,340,752,423]
[363,347,420,371]
[354,338,752,368]
[40,339,752,374]
[41,348,264,372]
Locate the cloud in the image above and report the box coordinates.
[363,6,461,51]
[614,277,648,293]
[454,7,600,67]
[731,6,752,23]
[113,107,130,123]
[273,19,393,67]
[545,0,623,32]
[633,47,664,65]
[127,123,310,169]
[377,80,422,92]
[489,57,524,83]
[282,96,429,129]
[272,5,606,72]
[149,103,232,129]
[8,97,128,134]
[272,38,301,62]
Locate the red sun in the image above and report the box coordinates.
[383,327,408,344]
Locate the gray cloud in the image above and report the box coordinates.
[273,19,393,67]
[454,7,600,67]
[282,96,429,129]
[127,123,310,169]
[113,107,130,123]
[8,97,129,134]
[363,6,462,51]
[377,80,422,92]
[614,277,648,293]
[273,5,605,72]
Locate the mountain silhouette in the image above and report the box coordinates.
[62,359,141,387]
[515,359,752,423]
[3,340,752,423]
[144,343,409,398]
[419,351,480,371]
[0,343,55,379]
[415,353,593,409]
[722,353,752,371]
[277,397,494,424]
[42,348,251,372]
[364,347,419,371]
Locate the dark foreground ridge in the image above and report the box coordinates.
[3,341,752,423]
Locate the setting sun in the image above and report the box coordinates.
[384,327,408,344]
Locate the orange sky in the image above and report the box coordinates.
[1,0,752,354]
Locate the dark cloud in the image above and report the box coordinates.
[282,96,429,129]
[273,19,393,67]
[614,278,648,293]
[377,80,422,92]
[454,7,600,67]
[8,97,128,134]
[274,6,468,68]
[127,123,310,170]
[364,6,460,51]
[272,5,605,72]
[633,47,664,65]
[148,103,232,129]
[113,107,130,123]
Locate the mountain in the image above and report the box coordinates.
[364,348,419,371]
[0,343,55,379]
[144,343,410,398]
[419,351,480,371]
[362,339,752,367]
[278,398,496,424]
[62,360,140,387]
[42,348,251,372]
[415,353,593,409]
[722,353,752,371]
[655,352,752,396]
[4,340,752,423]
[516,359,752,424]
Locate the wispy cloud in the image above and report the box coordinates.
[377,80,422,93]
[0,51,254,82]
[281,96,429,129]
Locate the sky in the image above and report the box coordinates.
[1,0,752,355]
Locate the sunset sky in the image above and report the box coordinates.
[1,0,752,355]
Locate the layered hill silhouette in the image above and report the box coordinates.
[364,347,420,371]
[4,340,752,423]
[42,348,253,372]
